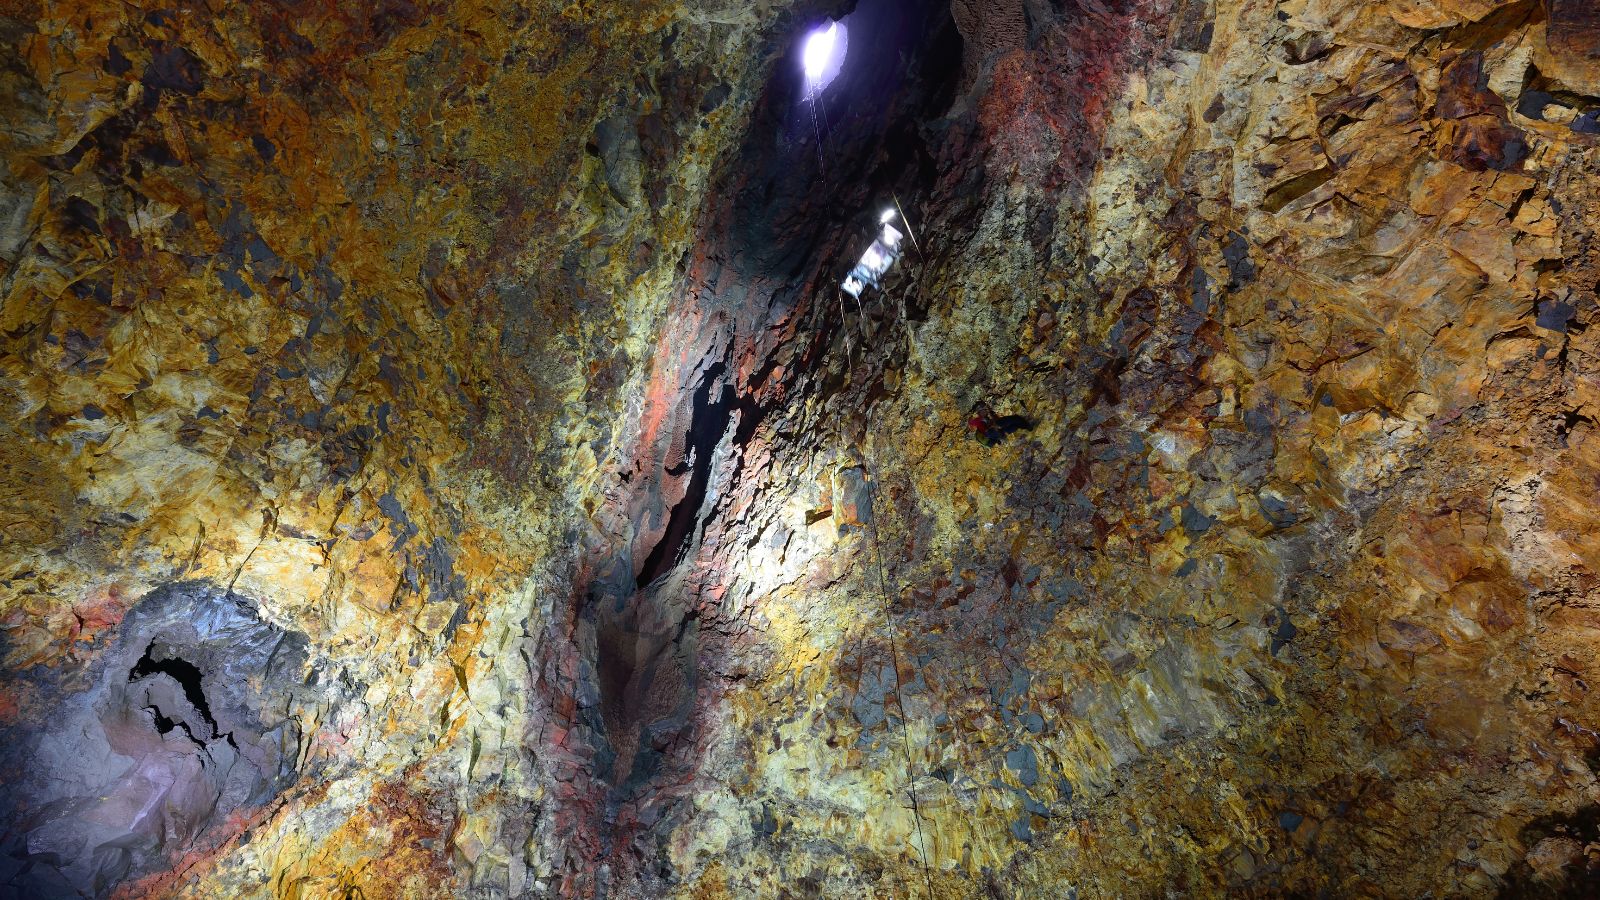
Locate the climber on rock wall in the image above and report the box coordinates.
[968,402,1032,446]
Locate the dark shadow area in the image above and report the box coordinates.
[128,644,228,743]
[634,361,764,589]
[1499,805,1600,899]
[593,591,699,791]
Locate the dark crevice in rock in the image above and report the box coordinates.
[633,360,762,589]
[1262,165,1335,213]
[128,644,225,742]
[143,703,205,748]
[552,1,967,892]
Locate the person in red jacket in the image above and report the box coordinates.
[968,402,1031,446]
[967,403,994,443]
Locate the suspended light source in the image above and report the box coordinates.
[800,21,847,98]
[842,209,907,298]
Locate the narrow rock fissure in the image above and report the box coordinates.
[143,703,203,746]
[564,5,966,891]
[128,643,225,742]
[634,360,744,590]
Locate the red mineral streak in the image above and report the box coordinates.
[977,0,1170,192]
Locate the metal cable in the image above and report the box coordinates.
[860,443,939,899]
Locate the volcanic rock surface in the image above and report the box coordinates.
[3,0,1600,897]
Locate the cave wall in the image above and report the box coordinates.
[1,582,328,897]
[3,0,1600,897]
[0,0,828,894]
[665,0,1600,895]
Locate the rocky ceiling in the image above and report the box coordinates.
[3,0,1600,897]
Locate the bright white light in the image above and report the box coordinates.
[840,214,906,297]
[803,23,837,83]
[800,21,847,97]
[880,208,896,224]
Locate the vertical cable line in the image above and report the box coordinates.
[835,279,940,897]
[862,415,938,900]
[800,30,948,885]
[806,91,828,177]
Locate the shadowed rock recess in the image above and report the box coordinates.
[3,0,1600,896]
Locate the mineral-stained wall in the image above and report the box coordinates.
[3,0,1600,896]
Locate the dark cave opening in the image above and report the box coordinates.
[129,642,224,741]
[1,582,321,900]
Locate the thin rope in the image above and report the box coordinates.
[847,286,869,345]
[859,197,968,898]
[892,192,924,258]
[806,92,827,177]
[861,436,938,899]
[833,288,938,899]
[804,93,944,890]
[818,91,839,150]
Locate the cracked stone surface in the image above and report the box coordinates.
[0,581,332,897]
[3,0,1600,897]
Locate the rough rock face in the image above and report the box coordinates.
[2,582,327,897]
[3,0,1600,897]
